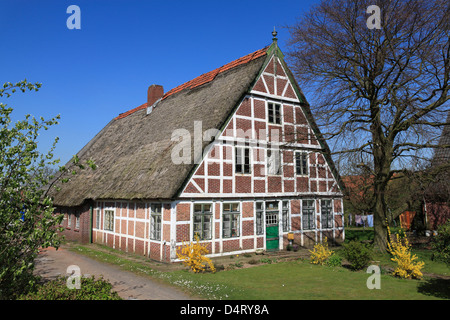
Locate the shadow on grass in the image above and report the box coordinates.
[417,278,450,299]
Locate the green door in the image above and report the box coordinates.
[265,207,279,250]
[266,225,279,250]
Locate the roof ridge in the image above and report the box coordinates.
[115,46,269,120]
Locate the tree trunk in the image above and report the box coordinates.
[371,107,392,252]
[373,181,388,251]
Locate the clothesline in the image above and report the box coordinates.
[348,214,374,227]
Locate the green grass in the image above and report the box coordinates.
[69,244,449,300]
[183,261,446,300]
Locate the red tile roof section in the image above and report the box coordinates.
[115,46,269,120]
[115,102,148,120]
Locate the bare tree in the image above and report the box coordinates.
[286,0,450,251]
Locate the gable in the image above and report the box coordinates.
[179,47,343,198]
[251,55,300,101]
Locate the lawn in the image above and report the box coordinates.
[175,260,448,300]
[70,244,449,300]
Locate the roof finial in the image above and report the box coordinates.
[272,26,278,42]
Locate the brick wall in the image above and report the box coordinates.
[57,203,91,244]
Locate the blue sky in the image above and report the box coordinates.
[1,0,317,165]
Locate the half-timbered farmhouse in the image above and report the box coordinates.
[51,33,345,262]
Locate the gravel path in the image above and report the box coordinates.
[34,246,197,300]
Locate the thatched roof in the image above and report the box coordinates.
[50,47,269,206]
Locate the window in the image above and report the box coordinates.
[235,147,251,174]
[268,103,281,124]
[321,200,333,229]
[104,210,114,232]
[267,148,282,175]
[193,203,212,240]
[96,209,101,229]
[295,152,308,175]
[302,200,315,230]
[265,201,279,226]
[67,213,72,228]
[256,202,264,235]
[75,213,80,229]
[223,203,240,238]
[150,204,162,240]
[282,201,290,232]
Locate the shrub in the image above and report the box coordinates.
[327,254,342,267]
[431,220,450,266]
[20,276,121,300]
[177,234,216,273]
[342,241,373,270]
[309,237,334,265]
[387,225,424,279]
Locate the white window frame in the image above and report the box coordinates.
[193,203,212,240]
[302,199,315,230]
[96,208,101,229]
[282,200,290,232]
[295,151,308,176]
[321,199,333,229]
[235,146,251,174]
[267,148,282,175]
[222,203,240,238]
[75,213,80,229]
[268,102,281,125]
[104,209,115,232]
[150,203,162,240]
[67,213,72,228]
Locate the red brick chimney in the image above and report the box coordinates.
[147,84,164,106]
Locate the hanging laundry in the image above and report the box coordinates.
[367,215,373,227]
[355,215,363,227]
[361,215,368,227]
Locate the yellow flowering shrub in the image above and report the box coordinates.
[387,225,424,280]
[177,234,216,273]
[309,237,334,265]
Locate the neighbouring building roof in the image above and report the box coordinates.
[431,110,450,167]
[50,47,270,206]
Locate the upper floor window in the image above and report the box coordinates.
[268,103,281,124]
[267,148,282,175]
[295,152,308,175]
[235,146,251,174]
